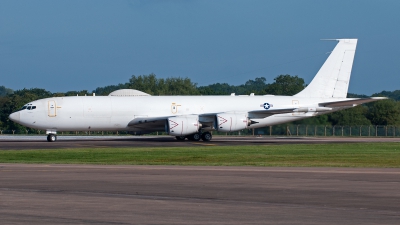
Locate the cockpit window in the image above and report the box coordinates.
[20,104,36,111]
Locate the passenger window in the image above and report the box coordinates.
[27,106,32,110]
[32,106,36,109]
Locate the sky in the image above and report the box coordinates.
[1,0,399,95]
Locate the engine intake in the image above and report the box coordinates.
[166,115,200,136]
[215,113,250,132]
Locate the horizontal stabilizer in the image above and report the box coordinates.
[319,97,387,107]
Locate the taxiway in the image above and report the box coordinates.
[1,164,399,224]
[0,135,399,150]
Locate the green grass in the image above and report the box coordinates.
[0,143,399,167]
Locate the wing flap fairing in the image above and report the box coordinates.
[248,108,297,119]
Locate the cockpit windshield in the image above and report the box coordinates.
[19,104,37,111]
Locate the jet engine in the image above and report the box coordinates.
[166,115,200,136]
[215,113,250,132]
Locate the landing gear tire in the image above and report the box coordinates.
[201,132,212,141]
[187,133,201,141]
[47,134,57,142]
[175,136,186,141]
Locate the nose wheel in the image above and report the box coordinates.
[47,134,57,142]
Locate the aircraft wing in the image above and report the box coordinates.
[127,98,386,128]
[127,97,386,130]
[319,97,387,107]
[128,116,169,128]
[127,108,298,129]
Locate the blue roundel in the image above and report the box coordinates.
[263,103,270,110]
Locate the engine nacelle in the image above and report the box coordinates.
[166,115,200,136]
[215,113,249,132]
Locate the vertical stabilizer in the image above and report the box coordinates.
[294,39,357,98]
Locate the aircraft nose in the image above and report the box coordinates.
[9,112,20,122]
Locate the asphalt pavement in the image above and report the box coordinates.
[1,164,399,225]
[0,135,400,150]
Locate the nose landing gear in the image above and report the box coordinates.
[47,133,57,142]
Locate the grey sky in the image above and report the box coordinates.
[1,0,399,95]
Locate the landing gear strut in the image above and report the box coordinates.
[47,133,57,142]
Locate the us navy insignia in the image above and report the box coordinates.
[261,103,273,110]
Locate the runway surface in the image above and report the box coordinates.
[1,135,400,150]
[1,164,399,224]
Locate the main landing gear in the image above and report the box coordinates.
[175,131,212,142]
[47,133,57,142]
[201,132,212,141]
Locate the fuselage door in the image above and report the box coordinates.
[48,100,56,117]
[292,100,300,116]
[171,103,181,114]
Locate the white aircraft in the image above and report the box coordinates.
[9,39,386,142]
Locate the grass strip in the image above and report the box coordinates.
[0,143,399,167]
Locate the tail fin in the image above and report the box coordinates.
[294,39,358,98]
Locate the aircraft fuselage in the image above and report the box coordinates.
[10,95,326,133]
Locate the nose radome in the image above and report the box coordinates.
[9,112,20,122]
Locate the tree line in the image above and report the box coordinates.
[1,73,399,132]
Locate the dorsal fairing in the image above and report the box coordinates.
[108,89,151,96]
[294,39,358,98]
